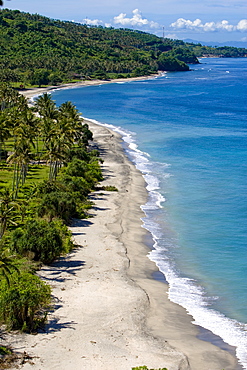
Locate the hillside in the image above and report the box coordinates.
[0,9,199,86]
[185,41,247,58]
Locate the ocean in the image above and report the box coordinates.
[51,58,247,368]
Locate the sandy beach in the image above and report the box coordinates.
[3,83,240,369]
[19,75,160,100]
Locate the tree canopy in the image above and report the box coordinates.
[0,8,245,87]
[0,9,199,86]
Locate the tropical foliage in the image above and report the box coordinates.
[0,83,104,331]
[0,9,200,87]
[0,8,246,88]
[187,42,247,58]
[132,367,168,370]
[0,271,51,331]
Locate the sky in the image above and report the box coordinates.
[3,0,247,44]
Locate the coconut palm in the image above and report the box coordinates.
[0,250,20,287]
[0,189,18,239]
[59,101,81,121]
[15,94,29,113]
[58,101,85,144]
[0,83,20,111]
[7,140,33,197]
[34,93,57,120]
[43,135,68,181]
[8,109,38,193]
[0,112,11,163]
[13,109,37,148]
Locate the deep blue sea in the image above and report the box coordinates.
[51,58,247,368]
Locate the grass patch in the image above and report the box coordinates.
[0,164,49,195]
[132,367,168,370]
[97,185,118,192]
[0,346,12,356]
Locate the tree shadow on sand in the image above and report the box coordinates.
[71,218,93,228]
[40,259,85,283]
[42,317,76,333]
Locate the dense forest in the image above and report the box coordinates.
[186,42,247,58]
[0,9,199,86]
[1,9,246,87]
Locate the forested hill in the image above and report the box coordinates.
[1,9,246,87]
[0,9,198,86]
[186,42,247,58]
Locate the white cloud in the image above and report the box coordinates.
[82,18,103,26]
[170,18,247,32]
[164,33,178,39]
[237,19,247,31]
[81,18,112,27]
[114,9,160,29]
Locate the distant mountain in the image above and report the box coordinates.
[184,39,247,49]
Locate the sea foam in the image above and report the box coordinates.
[85,116,247,370]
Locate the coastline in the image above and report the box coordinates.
[19,75,161,100]
[6,84,240,369]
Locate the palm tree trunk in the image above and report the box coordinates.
[15,164,22,199]
[49,161,54,181]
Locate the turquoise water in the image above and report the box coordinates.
[51,58,247,368]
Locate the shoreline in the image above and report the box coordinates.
[7,84,240,369]
[19,74,161,100]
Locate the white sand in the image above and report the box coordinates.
[19,75,159,100]
[4,85,239,369]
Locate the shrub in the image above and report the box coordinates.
[10,219,64,264]
[65,147,91,163]
[37,191,77,223]
[101,185,118,191]
[60,175,91,198]
[51,219,74,254]
[85,161,103,184]
[59,158,103,197]
[0,271,51,332]
[132,367,168,370]
[36,180,67,196]
[64,158,88,177]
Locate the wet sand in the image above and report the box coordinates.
[5,84,240,369]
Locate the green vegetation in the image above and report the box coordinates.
[10,220,65,264]
[0,9,200,87]
[0,271,51,332]
[0,83,105,332]
[101,185,118,191]
[186,42,247,58]
[132,366,168,370]
[0,8,246,89]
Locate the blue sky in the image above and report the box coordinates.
[3,0,247,43]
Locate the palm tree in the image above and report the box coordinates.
[35,93,59,159]
[13,109,37,148]
[7,108,38,195]
[59,101,81,121]
[0,189,18,239]
[0,250,20,287]
[34,93,57,120]
[0,112,11,163]
[0,83,20,111]
[15,94,29,113]
[58,101,84,144]
[7,140,33,197]
[43,135,68,181]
